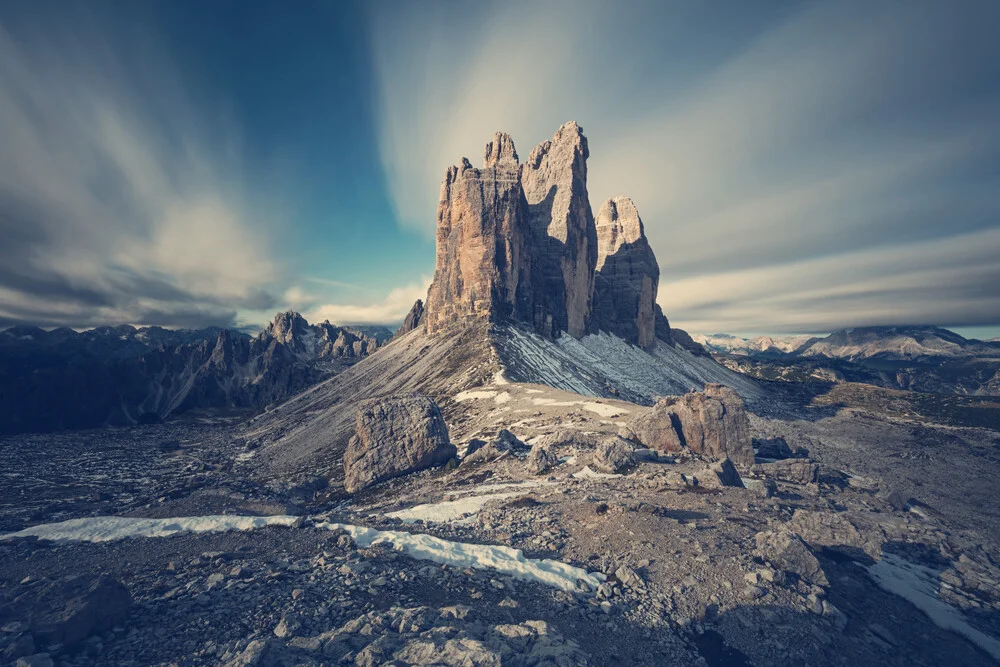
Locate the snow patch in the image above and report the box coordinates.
[581,402,628,417]
[868,554,1000,660]
[0,515,300,544]
[494,392,511,404]
[385,482,554,525]
[318,522,603,592]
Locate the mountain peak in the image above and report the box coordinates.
[483,132,518,168]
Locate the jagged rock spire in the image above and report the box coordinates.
[592,196,659,349]
[422,121,667,349]
[521,121,597,339]
[424,133,529,334]
[483,132,519,168]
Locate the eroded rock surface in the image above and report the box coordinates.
[343,396,455,493]
[592,197,659,349]
[626,384,753,467]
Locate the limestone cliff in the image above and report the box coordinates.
[423,122,673,350]
[423,133,530,334]
[521,121,597,339]
[592,196,659,349]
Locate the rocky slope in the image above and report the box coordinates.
[0,312,380,435]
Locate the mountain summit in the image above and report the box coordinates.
[423,122,661,350]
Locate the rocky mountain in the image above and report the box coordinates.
[423,122,663,350]
[0,312,380,435]
[243,123,762,480]
[4,122,1000,667]
[691,332,818,356]
[797,326,1000,361]
[702,326,1000,396]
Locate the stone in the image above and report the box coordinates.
[393,637,501,666]
[752,459,819,485]
[753,437,796,460]
[591,196,659,348]
[626,384,753,467]
[614,566,645,590]
[695,458,744,488]
[343,395,455,493]
[463,429,527,465]
[521,121,597,339]
[273,613,300,638]
[15,655,53,667]
[5,575,131,650]
[593,435,640,473]
[221,639,270,667]
[525,444,559,474]
[754,530,828,586]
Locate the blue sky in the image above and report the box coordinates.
[0,0,998,338]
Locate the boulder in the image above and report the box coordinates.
[591,197,659,349]
[463,429,527,465]
[343,395,455,493]
[694,458,744,488]
[625,384,753,467]
[3,575,132,650]
[752,459,819,485]
[525,445,559,475]
[754,530,828,586]
[592,435,639,473]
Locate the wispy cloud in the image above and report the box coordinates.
[368,0,1000,332]
[0,11,283,329]
[302,277,431,326]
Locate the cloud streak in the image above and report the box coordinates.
[368,0,1000,332]
[0,10,283,329]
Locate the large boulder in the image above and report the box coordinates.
[754,530,829,586]
[343,395,455,493]
[752,459,819,485]
[1,575,132,650]
[626,384,753,467]
[592,435,640,474]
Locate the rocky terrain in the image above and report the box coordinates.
[1,123,999,667]
[0,312,383,435]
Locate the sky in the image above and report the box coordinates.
[0,0,998,338]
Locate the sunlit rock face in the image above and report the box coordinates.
[424,132,531,334]
[423,122,669,348]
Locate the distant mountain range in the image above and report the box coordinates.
[0,312,391,435]
[693,326,1000,361]
[694,326,1000,396]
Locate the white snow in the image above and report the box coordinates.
[581,402,628,417]
[572,466,619,480]
[455,390,498,402]
[868,554,1000,660]
[318,522,604,592]
[386,492,524,525]
[385,482,554,525]
[496,325,763,404]
[0,514,300,544]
